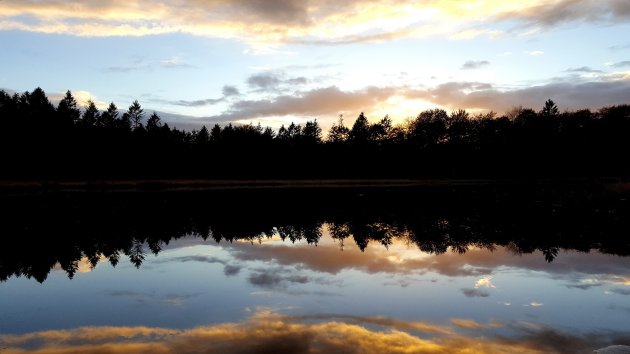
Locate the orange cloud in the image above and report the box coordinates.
[0,0,627,46]
[0,312,608,354]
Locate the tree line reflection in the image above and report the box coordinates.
[1,186,629,282]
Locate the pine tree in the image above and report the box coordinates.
[541,99,559,118]
[82,100,100,127]
[57,90,80,126]
[146,112,162,132]
[349,112,371,143]
[98,102,119,128]
[127,100,144,130]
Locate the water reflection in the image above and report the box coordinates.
[1,186,630,352]
[1,310,629,354]
[2,185,630,282]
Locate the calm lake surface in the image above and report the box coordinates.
[1,184,629,353]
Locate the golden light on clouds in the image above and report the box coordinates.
[1,0,626,46]
[0,311,594,354]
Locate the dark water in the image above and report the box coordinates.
[1,185,630,353]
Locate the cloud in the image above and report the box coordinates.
[211,85,397,121]
[475,276,496,288]
[563,275,629,290]
[167,98,225,107]
[494,0,630,28]
[565,66,604,73]
[610,42,630,51]
[566,283,603,290]
[153,84,243,108]
[1,0,628,47]
[159,57,195,69]
[607,304,630,314]
[157,255,243,277]
[106,64,150,73]
[220,235,630,297]
[106,290,199,306]
[294,314,454,336]
[246,72,308,90]
[106,57,193,72]
[247,73,282,89]
[222,85,240,97]
[461,288,491,298]
[223,264,242,276]
[205,73,630,124]
[461,60,490,70]
[247,270,309,289]
[525,50,545,56]
[2,311,624,354]
[163,255,227,264]
[451,318,503,330]
[45,89,107,109]
[611,61,630,68]
[404,78,630,113]
[608,288,630,295]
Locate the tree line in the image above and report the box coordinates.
[2,185,628,282]
[2,87,630,179]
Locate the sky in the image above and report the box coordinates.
[1,0,630,130]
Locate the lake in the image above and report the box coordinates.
[1,184,629,353]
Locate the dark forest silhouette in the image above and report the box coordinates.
[2,185,629,282]
[2,88,630,179]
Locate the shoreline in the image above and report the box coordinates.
[0,177,627,194]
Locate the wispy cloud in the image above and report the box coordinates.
[461,288,491,298]
[246,72,308,90]
[461,60,490,70]
[610,42,630,51]
[159,57,195,69]
[525,50,545,56]
[608,288,630,295]
[152,85,241,107]
[106,63,151,73]
[610,61,630,68]
[106,57,194,73]
[565,66,604,73]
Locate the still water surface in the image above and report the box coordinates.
[1,186,629,353]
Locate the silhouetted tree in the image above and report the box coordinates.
[287,122,302,140]
[349,112,371,143]
[196,125,210,144]
[146,112,162,132]
[541,99,559,118]
[371,115,395,143]
[302,119,322,144]
[3,89,630,180]
[277,124,289,141]
[127,100,144,130]
[407,109,448,147]
[262,126,275,140]
[81,100,99,127]
[210,124,222,142]
[327,115,350,143]
[98,102,119,129]
[56,90,80,126]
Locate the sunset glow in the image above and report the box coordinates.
[1,0,629,129]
